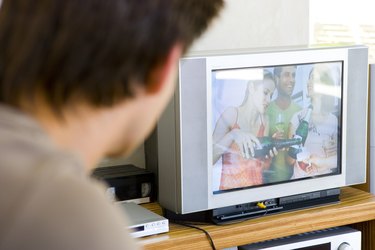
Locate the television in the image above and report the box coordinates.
[152,45,368,223]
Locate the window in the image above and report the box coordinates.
[310,0,375,63]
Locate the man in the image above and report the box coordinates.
[0,1,223,249]
[264,66,302,183]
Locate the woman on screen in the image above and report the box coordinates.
[212,71,277,190]
[288,63,340,179]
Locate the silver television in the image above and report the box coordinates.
[154,45,368,218]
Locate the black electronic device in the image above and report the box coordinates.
[164,188,340,224]
[92,164,155,204]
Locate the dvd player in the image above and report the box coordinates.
[119,202,169,238]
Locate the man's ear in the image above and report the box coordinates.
[146,44,183,94]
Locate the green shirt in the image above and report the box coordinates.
[264,101,302,183]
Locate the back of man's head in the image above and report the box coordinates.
[0,0,223,113]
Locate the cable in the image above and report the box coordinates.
[173,221,217,250]
[168,204,273,249]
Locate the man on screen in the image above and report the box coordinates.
[264,66,302,183]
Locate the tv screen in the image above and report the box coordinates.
[211,62,342,193]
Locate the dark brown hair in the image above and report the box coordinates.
[273,65,297,78]
[0,0,223,111]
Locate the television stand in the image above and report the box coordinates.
[140,187,375,249]
[164,188,340,225]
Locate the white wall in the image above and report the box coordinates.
[99,0,309,169]
[191,0,309,52]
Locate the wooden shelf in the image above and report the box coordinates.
[139,187,375,249]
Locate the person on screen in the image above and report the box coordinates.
[288,64,339,179]
[264,66,302,183]
[212,71,277,190]
[0,1,223,249]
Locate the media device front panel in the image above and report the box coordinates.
[345,46,368,186]
[179,57,210,213]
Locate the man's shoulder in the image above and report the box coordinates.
[288,102,302,112]
[266,101,278,114]
[0,106,139,249]
[0,154,139,250]
[290,101,302,109]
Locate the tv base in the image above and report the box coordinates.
[163,188,340,225]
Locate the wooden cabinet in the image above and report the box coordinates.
[139,187,375,249]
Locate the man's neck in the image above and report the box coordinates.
[25,100,133,173]
[275,95,292,110]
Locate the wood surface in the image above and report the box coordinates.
[139,187,375,249]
